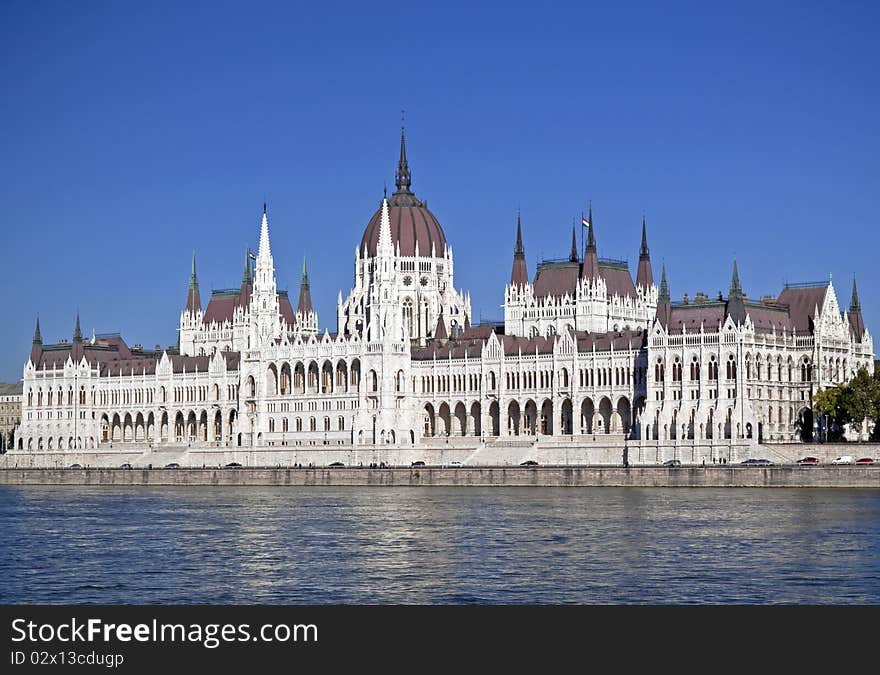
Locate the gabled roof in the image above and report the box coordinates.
[777,284,828,334]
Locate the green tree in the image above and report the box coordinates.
[839,368,880,441]
[814,385,845,441]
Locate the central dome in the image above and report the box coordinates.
[360,127,447,258]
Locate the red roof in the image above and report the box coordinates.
[360,196,447,257]
[29,335,240,376]
[532,260,636,299]
[777,285,827,334]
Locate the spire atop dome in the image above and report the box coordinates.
[394,113,412,196]
[32,317,41,344]
[636,214,654,288]
[569,223,579,262]
[73,312,82,343]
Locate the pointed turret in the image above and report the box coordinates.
[656,264,671,327]
[635,214,654,288]
[238,247,253,308]
[298,257,313,314]
[569,224,579,263]
[726,259,746,325]
[185,251,201,313]
[849,276,865,341]
[257,202,271,261]
[434,308,448,342]
[71,312,84,361]
[581,202,600,280]
[510,210,528,286]
[30,317,42,364]
[377,198,393,255]
[394,116,412,196]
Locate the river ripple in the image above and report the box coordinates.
[1,486,878,604]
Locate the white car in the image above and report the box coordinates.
[448,461,463,467]
[831,455,854,465]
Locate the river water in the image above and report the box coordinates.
[1,486,878,604]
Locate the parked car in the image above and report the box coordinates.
[164,463,180,469]
[662,459,682,467]
[520,460,539,466]
[119,463,132,469]
[854,457,874,465]
[411,461,426,467]
[796,457,819,465]
[740,458,773,466]
[831,456,854,465]
[448,461,463,467]
[327,462,345,467]
[224,462,243,468]
[69,463,82,469]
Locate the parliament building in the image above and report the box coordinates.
[12,127,875,461]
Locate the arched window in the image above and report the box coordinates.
[402,298,414,337]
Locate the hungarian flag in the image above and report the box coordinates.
[581,214,590,229]
[248,249,257,261]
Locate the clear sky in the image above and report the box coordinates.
[1,1,877,381]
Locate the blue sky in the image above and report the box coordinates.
[1,1,877,381]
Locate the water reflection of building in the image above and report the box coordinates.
[12,125,874,454]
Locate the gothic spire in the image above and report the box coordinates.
[510,210,528,286]
[730,258,743,298]
[658,263,669,304]
[73,312,82,343]
[849,275,865,341]
[186,251,201,313]
[298,257,313,314]
[394,114,412,195]
[851,276,861,312]
[581,201,600,279]
[434,307,448,341]
[726,259,746,325]
[514,209,524,255]
[569,223,579,262]
[636,214,654,288]
[656,263,671,327]
[586,201,596,251]
[257,203,271,261]
[30,317,43,364]
[241,247,252,284]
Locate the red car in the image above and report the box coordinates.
[796,457,819,465]
[855,457,875,465]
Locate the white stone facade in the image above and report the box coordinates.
[10,136,875,456]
